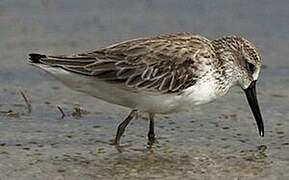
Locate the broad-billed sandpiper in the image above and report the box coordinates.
[29,33,264,146]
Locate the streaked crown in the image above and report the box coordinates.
[212,36,262,89]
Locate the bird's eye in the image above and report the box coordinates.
[246,62,255,73]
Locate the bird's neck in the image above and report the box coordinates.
[212,51,241,96]
[211,37,244,95]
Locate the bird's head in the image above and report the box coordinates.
[212,36,264,137]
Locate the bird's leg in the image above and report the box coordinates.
[147,113,156,146]
[112,109,137,146]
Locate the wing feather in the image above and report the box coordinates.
[35,33,216,93]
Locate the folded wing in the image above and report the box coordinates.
[30,33,216,93]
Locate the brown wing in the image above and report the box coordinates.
[32,33,216,93]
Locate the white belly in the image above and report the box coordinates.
[35,65,219,114]
[183,77,218,105]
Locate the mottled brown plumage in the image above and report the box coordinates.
[30,33,218,93]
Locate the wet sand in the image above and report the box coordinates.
[1,0,289,179]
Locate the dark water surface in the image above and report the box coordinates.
[1,0,289,179]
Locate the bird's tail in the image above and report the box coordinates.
[28,53,47,64]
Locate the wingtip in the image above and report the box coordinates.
[28,53,47,63]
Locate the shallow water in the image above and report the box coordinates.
[1,0,289,179]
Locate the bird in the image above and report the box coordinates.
[28,32,264,146]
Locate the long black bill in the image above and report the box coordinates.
[244,80,264,137]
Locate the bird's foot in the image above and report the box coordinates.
[147,135,158,148]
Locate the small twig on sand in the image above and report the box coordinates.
[0,110,20,118]
[19,90,32,113]
[57,105,66,119]
[72,106,82,118]
[72,105,89,118]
